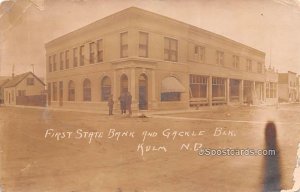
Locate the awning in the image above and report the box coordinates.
[161,77,185,93]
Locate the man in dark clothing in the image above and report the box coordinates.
[108,94,114,115]
[126,92,132,116]
[119,92,126,114]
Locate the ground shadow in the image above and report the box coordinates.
[263,121,281,192]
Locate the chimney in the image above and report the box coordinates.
[12,64,15,78]
[31,64,34,74]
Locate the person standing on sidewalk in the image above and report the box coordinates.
[108,94,114,115]
[126,91,132,116]
[119,92,126,115]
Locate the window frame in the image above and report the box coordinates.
[83,79,91,101]
[53,82,58,101]
[246,59,252,72]
[53,54,57,71]
[26,78,34,86]
[194,45,205,62]
[120,32,128,58]
[60,52,64,70]
[161,92,181,102]
[189,75,208,98]
[97,39,103,62]
[79,45,85,66]
[232,55,239,69]
[65,50,69,69]
[257,62,263,73]
[48,55,52,72]
[68,80,75,101]
[212,77,226,98]
[139,32,149,58]
[89,42,95,64]
[73,48,78,67]
[164,37,178,62]
[216,51,224,65]
[101,76,111,101]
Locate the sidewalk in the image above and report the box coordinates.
[1,104,108,115]
[1,104,209,116]
[3,102,297,117]
[0,103,258,116]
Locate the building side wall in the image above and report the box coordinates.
[278,84,289,101]
[278,73,288,83]
[3,87,16,105]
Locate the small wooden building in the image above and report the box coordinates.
[3,72,46,106]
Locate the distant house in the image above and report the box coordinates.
[278,71,298,102]
[3,72,46,106]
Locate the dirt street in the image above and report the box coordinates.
[0,105,300,192]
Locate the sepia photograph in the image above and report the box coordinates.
[0,0,300,191]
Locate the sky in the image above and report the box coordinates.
[0,0,300,78]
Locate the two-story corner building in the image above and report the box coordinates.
[3,72,46,106]
[45,7,278,111]
[278,71,298,102]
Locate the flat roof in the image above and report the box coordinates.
[46,7,265,56]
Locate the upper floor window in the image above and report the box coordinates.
[164,37,178,62]
[216,51,224,65]
[89,42,95,64]
[97,39,103,62]
[48,56,52,72]
[73,48,78,67]
[27,78,34,85]
[120,32,128,58]
[232,55,239,69]
[53,54,57,71]
[80,45,84,66]
[60,52,64,70]
[65,50,69,69]
[257,62,263,73]
[139,32,148,57]
[194,45,205,62]
[246,59,252,72]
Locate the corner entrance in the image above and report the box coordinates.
[120,74,128,94]
[139,74,148,110]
